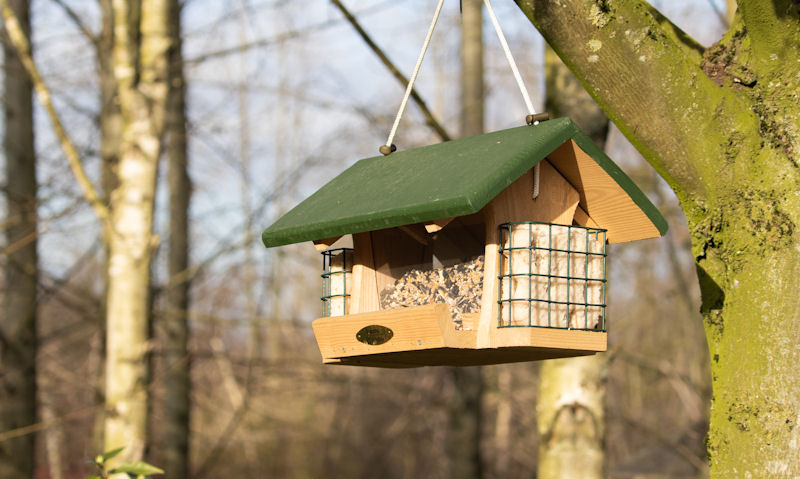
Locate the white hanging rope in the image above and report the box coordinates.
[484,0,535,116]
[483,0,541,198]
[382,0,542,203]
[383,0,445,152]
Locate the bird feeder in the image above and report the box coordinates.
[262,118,667,368]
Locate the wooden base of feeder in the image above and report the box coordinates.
[311,304,606,368]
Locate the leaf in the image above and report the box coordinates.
[84,476,103,479]
[101,447,126,462]
[109,461,164,476]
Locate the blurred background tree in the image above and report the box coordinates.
[1,0,37,477]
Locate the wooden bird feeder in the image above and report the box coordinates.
[262,118,667,368]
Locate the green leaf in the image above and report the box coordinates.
[101,447,126,463]
[109,461,164,476]
[84,476,103,479]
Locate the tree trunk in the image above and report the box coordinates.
[99,0,121,203]
[460,0,484,138]
[447,1,485,477]
[103,0,170,472]
[92,0,122,454]
[40,384,64,479]
[514,0,800,475]
[537,357,606,478]
[161,0,192,475]
[0,0,37,476]
[536,45,608,479]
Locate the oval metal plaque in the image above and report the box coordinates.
[356,325,394,345]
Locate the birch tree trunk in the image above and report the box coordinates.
[103,0,170,472]
[536,46,608,479]
[514,0,800,475]
[162,0,192,475]
[0,0,37,476]
[92,0,122,454]
[537,358,606,479]
[447,1,485,477]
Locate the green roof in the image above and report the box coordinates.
[262,117,667,248]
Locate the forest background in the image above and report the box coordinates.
[0,0,733,477]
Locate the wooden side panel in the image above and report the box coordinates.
[549,140,661,243]
[459,313,479,332]
[477,216,500,349]
[477,161,580,347]
[366,230,396,305]
[486,160,579,226]
[441,313,477,349]
[313,304,450,359]
[494,328,606,351]
[349,232,379,314]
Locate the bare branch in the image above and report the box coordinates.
[184,16,342,65]
[0,405,98,443]
[47,0,98,44]
[612,411,708,474]
[330,0,452,142]
[703,0,729,28]
[0,226,42,257]
[0,0,111,225]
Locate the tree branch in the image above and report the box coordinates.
[330,0,452,142]
[183,1,394,65]
[513,0,759,203]
[0,0,111,225]
[47,0,98,45]
[611,411,708,474]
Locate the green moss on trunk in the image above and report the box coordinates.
[515,0,800,475]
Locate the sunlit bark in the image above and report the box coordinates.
[103,0,170,473]
[515,0,800,474]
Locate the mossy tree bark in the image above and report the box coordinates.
[104,0,170,473]
[514,0,800,476]
[0,0,36,476]
[536,46,609,479]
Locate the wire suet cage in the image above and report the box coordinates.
[321,248,353,317]
[498,222,606,331]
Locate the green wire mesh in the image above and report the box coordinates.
[497,222,607,331]
[321,248,353,317]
